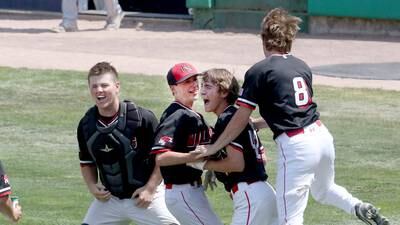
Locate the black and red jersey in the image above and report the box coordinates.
[0,161,11,197]
[151,101,212,184]
[212,105,267,192]
[237,54,319,139]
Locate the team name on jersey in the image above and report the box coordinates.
[186,127,213,147]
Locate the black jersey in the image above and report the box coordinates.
[151,101,212,184]
[0,161,11,197]
[77,102,158,199]
[236,54,319,139]
[212,105,267,192]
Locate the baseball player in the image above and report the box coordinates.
[190,68,278,225]
[151,63,223,225]
[196,8,390,225]
[0,161,22,223]
[77,62,179,225]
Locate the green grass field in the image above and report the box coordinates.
[0,67,399,225]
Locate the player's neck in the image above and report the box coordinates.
[98,100,120,117]
[265,50,288,58]
[214,101,229,116]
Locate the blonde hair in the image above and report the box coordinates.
[202,68,239,105]
[261,8,302,53]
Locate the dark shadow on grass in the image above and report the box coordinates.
[312,62,400,80]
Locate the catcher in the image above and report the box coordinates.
[188,68,278,225]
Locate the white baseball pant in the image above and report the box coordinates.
[231,181,278,225]
[61,0,122,26]
[82,184,179,225]
[165,183,223,225]
[274,121,361,225]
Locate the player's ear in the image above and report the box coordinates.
[115,81,121,94]
[220,90,229,98]
[169,85,176,95]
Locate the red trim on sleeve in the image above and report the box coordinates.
[236,101,256,110]
[0,191,11,197]
[150,149,171,155]
[228,144,243,153]
[79,163,96,168]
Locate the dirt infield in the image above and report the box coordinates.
[1,11,400,91]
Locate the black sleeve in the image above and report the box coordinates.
[139,108,159,150]
[237,67,260,109]
[77,119,95,165]
[151,115,177,152]
[213,110,244,151]
[0,161,11,197]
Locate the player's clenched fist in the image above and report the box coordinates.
[89,185,111,202]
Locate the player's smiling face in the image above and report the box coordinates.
[172,76,199,108]
[89,72,120,116]
[201,80,228,115]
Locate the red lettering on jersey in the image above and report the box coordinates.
[187,129,212,147]
[299,93,304,101]
[158,136,173,145]
[297,81,303,88]
[1,175,9,184]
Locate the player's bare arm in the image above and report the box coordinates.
[198,106,252,158]
[156,150,202,166]
[81,165,111,202]
[250,117,269,130]
[204,146,244,173]
[131,166,162,208]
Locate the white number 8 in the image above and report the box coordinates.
[292,77,309,106]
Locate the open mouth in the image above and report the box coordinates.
[203,99,210,105]
[97,96,106,101]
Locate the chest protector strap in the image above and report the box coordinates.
[85,101,143,187]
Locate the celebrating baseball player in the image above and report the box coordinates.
[196,8,390,225]
[0,161,22,223]
[151,63,223,225]
[77,62,179,225]
[192,68,278,225]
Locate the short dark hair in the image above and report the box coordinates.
[87,62,118,83]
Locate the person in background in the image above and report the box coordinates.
[0,161,22,223]
[53,0,125,32]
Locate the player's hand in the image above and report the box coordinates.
[195,145,219,159]
[131,186,154,208]
[90,185,111,202]
[188,147,206,162]
[203,170,217,191]
[11,203,22,222]
[186,160,206,170]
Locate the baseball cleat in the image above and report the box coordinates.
[355,202,390,225]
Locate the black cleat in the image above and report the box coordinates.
[355,202,390,225]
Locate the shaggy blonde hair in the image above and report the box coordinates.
[201,68,239,105]
[261,8,302,53]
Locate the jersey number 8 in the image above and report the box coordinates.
[292,77,309,107]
